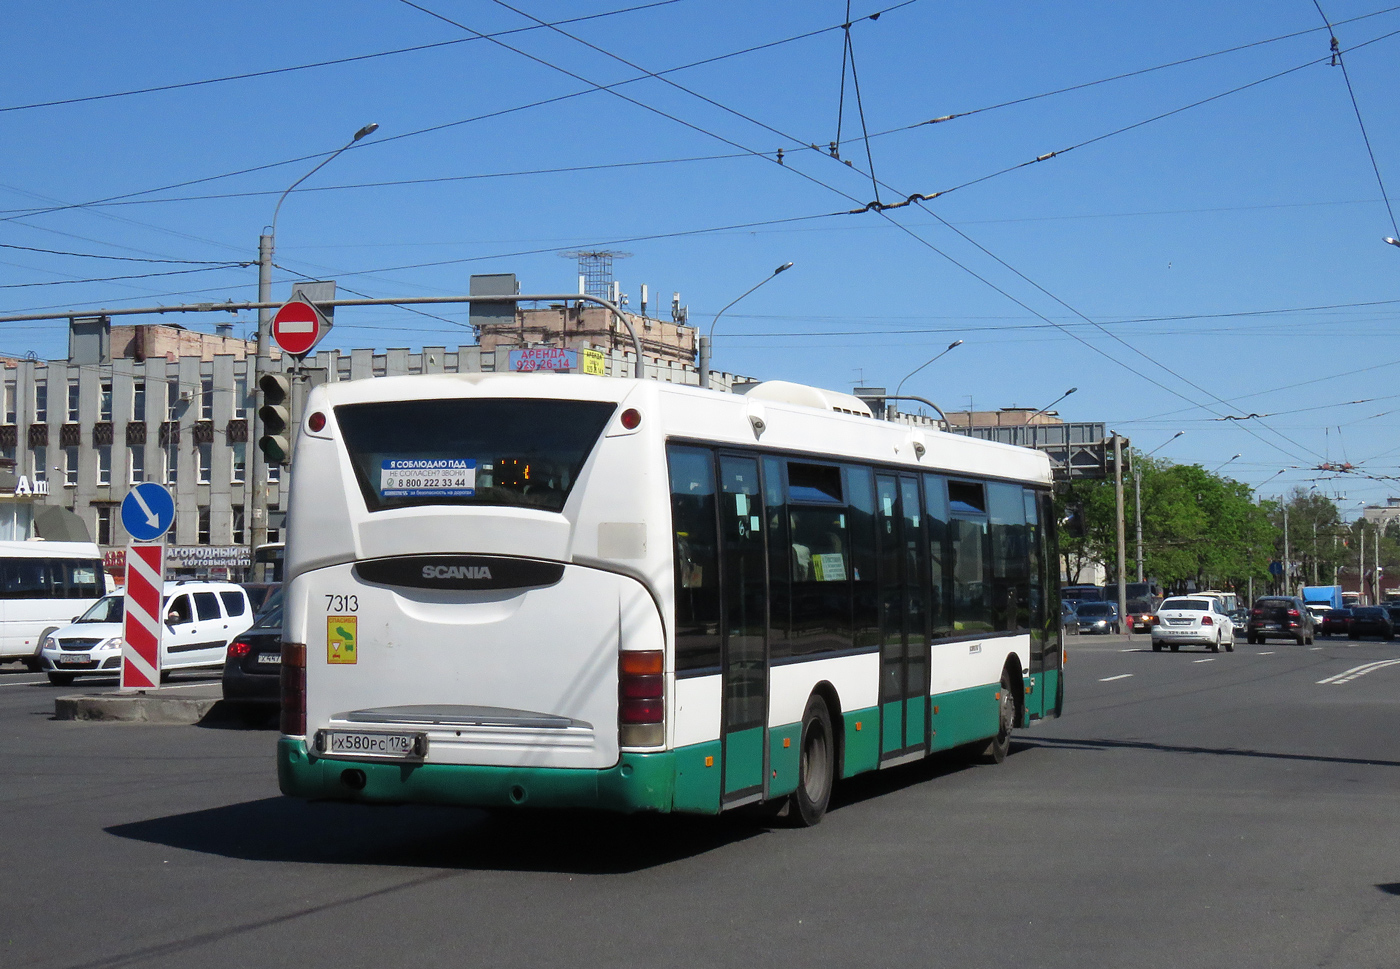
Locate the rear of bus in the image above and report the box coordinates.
[276,374,678,812]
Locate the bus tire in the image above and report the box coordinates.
[791,694,835,827]
[982,669,1015,764]
[47,672,74,687]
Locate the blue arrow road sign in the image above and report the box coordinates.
[121,482,175,542]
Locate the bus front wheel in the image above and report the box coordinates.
[792,695,835,827]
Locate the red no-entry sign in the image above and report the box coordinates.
[271,298,332,357]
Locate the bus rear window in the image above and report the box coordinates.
[335,398,617,512]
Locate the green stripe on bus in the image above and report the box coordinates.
[724,726,764,794]
[906,694,926,745]
[769,725,800,797]
[278,737,676,813]
[672,740,722,814]
[881,700,903,754]
[929,683,1000,751]
[841,706,881,777]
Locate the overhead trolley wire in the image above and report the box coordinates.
[866,3,1400,137]
[1311,1,1400,237]
[0,0,687,115]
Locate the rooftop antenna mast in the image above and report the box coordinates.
[561,250,632,301]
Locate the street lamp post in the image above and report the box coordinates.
[252,122,378,572]
[893,340,963,404]
[1134,430,1184,583]
[697,262,792,390]
[1027,386,1077,423]
[1212,453,1242,474]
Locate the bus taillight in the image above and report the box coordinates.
[281,642,307,736]
[618,649,664,747]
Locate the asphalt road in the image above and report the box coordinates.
[3,632,1398,969]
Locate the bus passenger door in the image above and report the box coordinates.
[718,454,768,805]
[876,474,931,764]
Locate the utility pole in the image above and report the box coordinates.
[1360,524,1365,605]
[1113,434,1128,630]
[1134,463,1144,583]
[1283,503,1290,596]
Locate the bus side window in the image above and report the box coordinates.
[763,457,791,661]
[988,482,1028,632]
[948,481,990,634]
[924,475,951,638]
[667,445,721,674]
[847,465,878,651]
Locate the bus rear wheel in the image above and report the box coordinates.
[791,695,834,827]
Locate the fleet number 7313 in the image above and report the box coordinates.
[325,595,358,612]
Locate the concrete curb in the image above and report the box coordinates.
[54,692,220,724]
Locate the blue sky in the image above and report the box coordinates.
[2,1,1398,510]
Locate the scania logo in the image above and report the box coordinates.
[422,565,493,580]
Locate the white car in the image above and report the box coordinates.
[1151,596,1235,653]
[39,581,255,686]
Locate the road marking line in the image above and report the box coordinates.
[1193,658,1216,663]
[1317,659,1400,685]
[1099,674,1134,682]
[1258,651,1274,655]
[0,678,48,687]
[1310,647,1323,651]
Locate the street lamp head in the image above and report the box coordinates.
[1065,387,1078,396]
[1385,236,1400,248]
[947,339,964,350]
[353,123,380,142]
[774,261,794,274]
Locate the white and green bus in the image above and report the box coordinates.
[277,374,1063,824]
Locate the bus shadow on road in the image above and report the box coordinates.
[1021,736,1400,768]
[106,797,761,874]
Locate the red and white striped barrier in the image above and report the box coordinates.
[120,543,165,691]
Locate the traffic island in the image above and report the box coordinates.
[54,684,224,724]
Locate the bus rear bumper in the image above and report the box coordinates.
[277,737,676,813]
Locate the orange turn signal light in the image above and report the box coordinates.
[620,650,663,675]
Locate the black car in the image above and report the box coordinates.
[221,598,283,711]
[1320,608,1353,637]
[1349,606,1395,641]
[1247,596,1314,645]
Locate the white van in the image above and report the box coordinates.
[39,580,255,685]
[0,540,111,670]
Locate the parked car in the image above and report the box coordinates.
[1060,600,1079,635]
[1348,606,1394,641]
[38,581,255,686]
[1320,608,1353,637]
[1074,601,1121,635]
[1229,607,1250,631]
[221,596,283,711]
[1127,596,1162,633]
[1151,596,1235,652]
[1246,596,1314,645]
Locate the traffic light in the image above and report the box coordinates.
[258,373,291,466]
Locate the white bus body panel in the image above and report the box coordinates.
[291,561,657,770]
[769,653,880,727]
